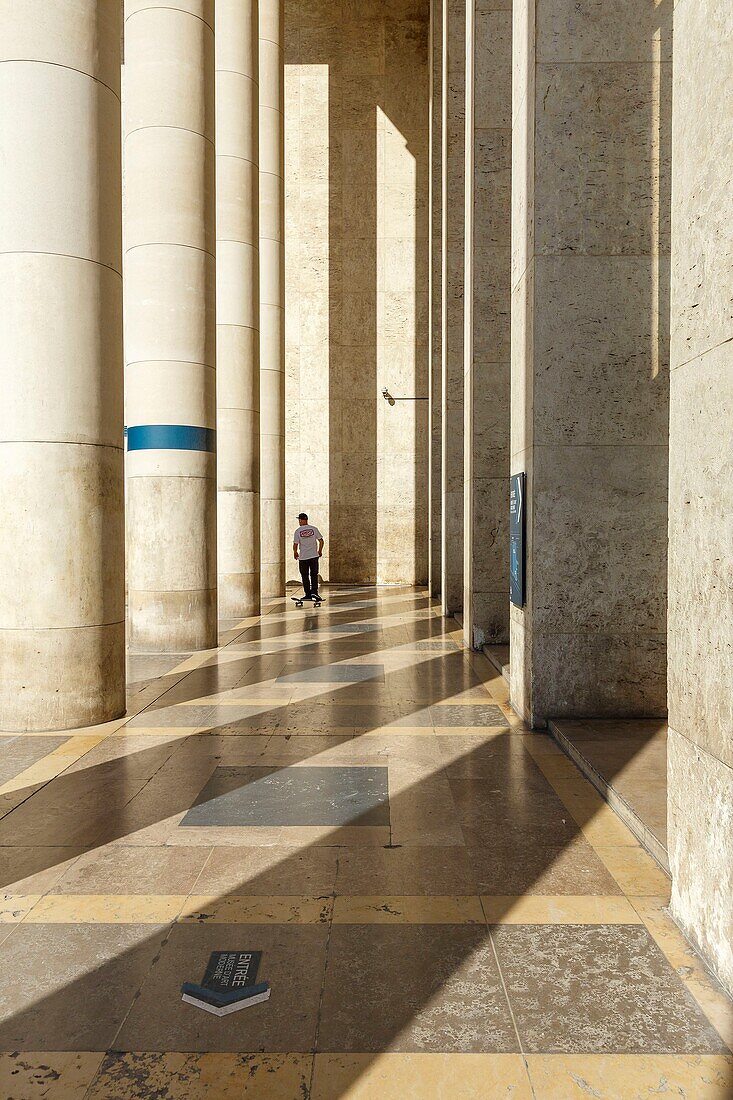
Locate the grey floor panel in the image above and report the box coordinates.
[181,765,390,827]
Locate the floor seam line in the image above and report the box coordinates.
[485,911,526,1059]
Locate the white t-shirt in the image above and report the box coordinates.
[294,524,322,561]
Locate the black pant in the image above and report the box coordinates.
[299,556,319,598]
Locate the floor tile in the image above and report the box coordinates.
[594,845,671,897]
[52,845,211,895]
[180,894,333,923]
[480,895,641,924]
[335,846,477,895]
[0,1051,105,1099]
[277,664,386,683]
[332,895,484,924]
[115,923,328,1052]
[525,1053,733,1098]
[466,835,623,896]
[430,705,507,727]
[86,1052,314,1099]
[0,847,85,895]
[318,924,518,1052]
[181,766,390,827]
[194,845,339,895]
[311,1053,532,1099]
[0,736,69,786]
[24,894,186,923]
[492,924,728,1053]
[0,923,169,1050]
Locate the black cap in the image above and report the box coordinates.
[297,512,308,522]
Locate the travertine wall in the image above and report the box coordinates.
[510,0,671,722]
[441,0,465,612]
[463,0,511,648]
[284,0,429,586]
[429,0,443,598]
[667,0,733,994]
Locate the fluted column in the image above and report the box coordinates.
[0,1,125,730]
[216,0,260,617]
[259,0,285,599]
[124,0,217,651]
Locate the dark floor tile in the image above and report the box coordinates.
[335,846,478,895]
[492,924,728,1053]
[277,664,386,683]
[0,923,168,1050]
[181,766,390,827]
[467,837,623,895]
[116,923,327,1052]
[318,925,518,1052]
[195,845,339,895]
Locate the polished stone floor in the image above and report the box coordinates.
[0,587,731,1098]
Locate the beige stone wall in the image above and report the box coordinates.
[509,0,671,723]
[441,0,465,612]
[463,0,511,648]
[284,0,430,586]
[667,0,733,995]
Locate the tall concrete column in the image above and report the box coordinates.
[509,0,670,723]
[667,0,732,995]
[429,0,443,601]
[216,0,260,617]
[259,0,285,599]
[0,1,125,730]
[124,0,217,651]
[463,0,511,649]
[441,0,466,615]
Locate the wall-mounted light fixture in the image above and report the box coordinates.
[382,387,428,406]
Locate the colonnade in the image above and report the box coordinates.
[429,0,732,994]
[0,0,284,729]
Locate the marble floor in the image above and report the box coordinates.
[0,587,731,1098]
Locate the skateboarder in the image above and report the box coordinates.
[293,513,324,602]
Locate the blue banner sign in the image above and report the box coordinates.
[509,472,525,608]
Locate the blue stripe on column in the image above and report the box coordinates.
[126,425,216,452]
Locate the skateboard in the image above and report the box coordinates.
[291,595,325,609]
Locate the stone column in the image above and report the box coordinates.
[441,0,465,616]
[259,0,285,599]
[509,0,670,723]
[216,0,260,617]
[0,1,125,730]
[124,0,217,652]
[429,0,443,600]
[462,0,511,650]
[667,0,732,995]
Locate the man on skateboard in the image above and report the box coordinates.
[293,513,324,603]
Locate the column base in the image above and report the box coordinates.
[128,589,217,653]
[0,623,125,731]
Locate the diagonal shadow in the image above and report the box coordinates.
[0,591,723,1098]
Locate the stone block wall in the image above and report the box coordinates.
[284,0,430,586]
